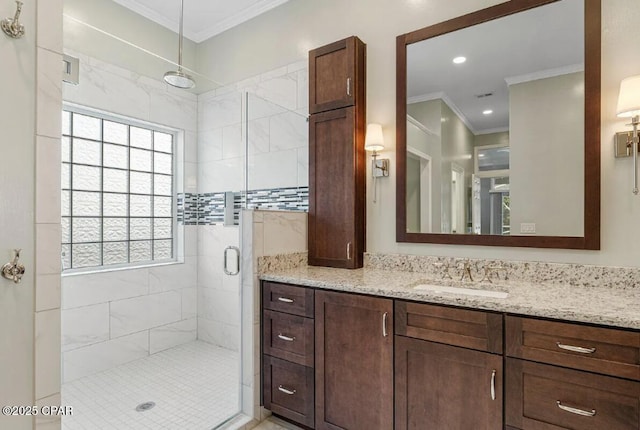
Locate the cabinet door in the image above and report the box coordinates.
[506,358,640,430]
[395,336,503,430]
[308,107,365,269]
[309,36,365,114]
[315,291,393,430]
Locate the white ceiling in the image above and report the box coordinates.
[111,0,290,43]
[407,0,584,134]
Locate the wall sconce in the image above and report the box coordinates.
[365,124,389,203]
[615,75,640,194]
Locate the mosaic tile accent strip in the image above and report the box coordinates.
[177,193,198,225]
[178,187,309,225]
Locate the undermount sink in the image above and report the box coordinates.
[413,284,509,299]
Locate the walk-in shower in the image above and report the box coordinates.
[61,1,308,428]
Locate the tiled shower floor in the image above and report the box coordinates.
[62,341,240,430]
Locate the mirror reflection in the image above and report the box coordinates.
[406,0,584,236]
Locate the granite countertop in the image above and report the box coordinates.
[260,265,640,330]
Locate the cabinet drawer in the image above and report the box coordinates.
[506,316,640,380]
[395,301,503,353]
[263,310,314,367]
[263,355,314,428]
[506,358,640,430]
[263,281,314,317]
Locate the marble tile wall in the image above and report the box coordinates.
[240,210,308,420]
[60,51,199,382]
[197,61,308,196]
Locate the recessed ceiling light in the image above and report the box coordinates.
[453,56,466,64]
[483,109,494,115]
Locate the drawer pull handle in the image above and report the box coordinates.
[277,297,294,303]
[382,312,388,337]
[556,342,596,354]
[490,369,496,400]
[556,401,596,417]
[277,334,295,342]
[347,78,352,96]
[278,385,296,395]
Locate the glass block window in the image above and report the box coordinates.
[61,109,175,270]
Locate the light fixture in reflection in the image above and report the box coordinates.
[483,109,493,115]
[453,56,466,64]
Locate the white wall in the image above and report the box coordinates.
[1,1,64,429]
[196,0,640,268]
[0,2,36,429]
[61,52,199,382]
[509,72,584,236]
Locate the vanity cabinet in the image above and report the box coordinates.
[262,282,640,429]
[315,290,393,429]
[262,282,316,428]
[308,36,366,269]
[505,316,640,429]
[395,301,503,429]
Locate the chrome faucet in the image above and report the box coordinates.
[460,260,474,282]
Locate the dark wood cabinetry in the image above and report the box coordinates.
[395,301,503,430]
[506,359,640,430]
[395,336,503,430]
[262,283,640,429]
[309,36,365,115]
[308,107,365,269]
[308,36,366,269]
[315,290,393,429]
[262,282,315,427]
[505,316,640,430]
[263,355,315,428]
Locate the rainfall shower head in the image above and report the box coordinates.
[165,0,195,89]
[164,69,195,89]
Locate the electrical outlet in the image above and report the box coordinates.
[520,223,536,234]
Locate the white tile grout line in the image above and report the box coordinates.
[62,340,240,430]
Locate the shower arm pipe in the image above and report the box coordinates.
[178,0,185,71]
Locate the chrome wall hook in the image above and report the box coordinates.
[2,249,25,284]
[2,1,25,39]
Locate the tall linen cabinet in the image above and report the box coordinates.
[308,36,367,269]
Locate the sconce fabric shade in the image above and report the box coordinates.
[617,75,640,117]
[365,123,385,152]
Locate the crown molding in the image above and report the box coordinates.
[505,63,584,86]
[111,0,290,43]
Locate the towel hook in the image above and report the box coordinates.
[2,1,25,39]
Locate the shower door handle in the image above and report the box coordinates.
[223,246,240,276]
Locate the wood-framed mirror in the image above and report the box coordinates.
[396,0,600,249]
